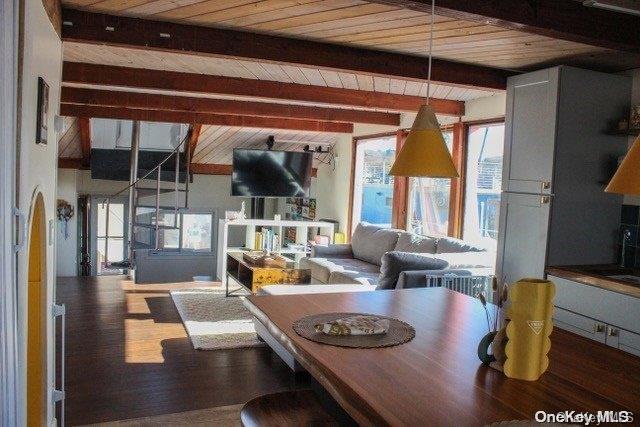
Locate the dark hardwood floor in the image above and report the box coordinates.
[55,275,305,426]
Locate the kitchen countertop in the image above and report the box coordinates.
[546,265,640,299]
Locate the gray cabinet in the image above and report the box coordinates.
[503,68,558,195]
[607,327,640,357]
[497,192,551,284]
[497,66,630,283]
[548,274,640,356]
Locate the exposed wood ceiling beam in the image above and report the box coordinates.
[370,0,640,53]
[58,158,84,169]
[62,63,465,116]
[61,87,402,126]
[191,163,318,178]
[190,164,232,176]
[77,116,91,167]
[60,104,354,133]
[60,8,511,90]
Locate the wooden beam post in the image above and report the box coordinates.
[188,124,202,163]
[392,130,409,231]
[62,62,465,116]
[447,122,465,238]
[77,117,91,168]
[60,8,511,90]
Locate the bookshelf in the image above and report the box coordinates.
[216,219,335,285]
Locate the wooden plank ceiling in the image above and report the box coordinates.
[63,43,495,102]
[60,0,640,71]
[58,0,640,171]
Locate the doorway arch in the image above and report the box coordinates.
[26,192,47,426]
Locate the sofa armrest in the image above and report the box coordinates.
[377,251,449,290]
[311,244,353,259]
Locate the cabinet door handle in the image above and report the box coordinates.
[541,181,551,190]
[540,196,550,204]
[593,323,605,333]
[608,327,619,337]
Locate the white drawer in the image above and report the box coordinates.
[553,307,606,343]
[547,275,640,334]
[608,327,640,357]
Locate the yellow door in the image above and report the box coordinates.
[27,194,47,427]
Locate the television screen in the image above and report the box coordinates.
[231,149,313,197]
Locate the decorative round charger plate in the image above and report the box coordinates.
[292,312,415,348]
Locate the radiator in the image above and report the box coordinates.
[426,274,495,303]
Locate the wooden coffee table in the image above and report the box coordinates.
[225,252,311,297]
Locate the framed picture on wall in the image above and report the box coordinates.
[36,77,49,145]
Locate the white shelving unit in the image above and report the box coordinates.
[216,219,335,284]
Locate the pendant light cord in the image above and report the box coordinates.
[426,0,435,106]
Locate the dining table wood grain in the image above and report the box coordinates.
[246,288,640,426]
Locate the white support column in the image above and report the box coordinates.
[0,0,20,423]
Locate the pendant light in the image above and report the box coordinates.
[389,0,459,178]
[605,135,640,195]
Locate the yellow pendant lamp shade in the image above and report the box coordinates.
[389,105,459,177]
[605,135,640,195]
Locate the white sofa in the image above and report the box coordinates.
[299,223,495,289]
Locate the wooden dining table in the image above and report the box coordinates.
[246,287,640,426]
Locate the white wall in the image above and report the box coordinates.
[16,0,63,424]
[56,169,78,276]
[462,93,507,122]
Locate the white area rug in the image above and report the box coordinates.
[170,287,265,350]
[83,404,243,426]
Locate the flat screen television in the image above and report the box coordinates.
[231,149,313,197]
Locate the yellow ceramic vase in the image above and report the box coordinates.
[504,278,555,381]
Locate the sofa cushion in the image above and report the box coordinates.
[377,251,449,290]
[351,223,401,266]
[395,232,437,254]
[328,270,380,287]
[436,237,486,253]
[299,257,380,283]
[433,252,495,269]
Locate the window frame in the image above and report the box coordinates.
[460,118,506,243]
[348,131,407,236]
[348,118,504,240]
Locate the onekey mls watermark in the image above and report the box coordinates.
[534,410,634,425]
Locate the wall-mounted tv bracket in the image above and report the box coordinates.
[266,135,275,150]
[303,145,330,154]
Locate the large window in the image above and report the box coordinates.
[351,135,397,229]
[462,123,505,249]
[349,121,504,242]
[182,213,213,250]
[135,209,214,252]
[407,130,454,236]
